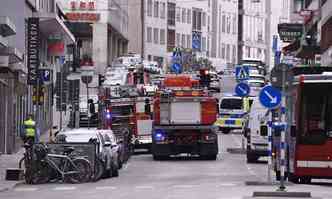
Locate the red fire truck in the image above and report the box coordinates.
[273,67,332,183]
[152,75,219,160]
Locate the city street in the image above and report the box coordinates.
[1,133,332,199]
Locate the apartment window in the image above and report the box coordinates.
[226,44,230,61]
[167,29,176,51]
[232,45,236,63]
[160,29,165,44]
[182,8,186,23]
[226,14,231,34]
[168,3,176,26]
[202,37,206,51]
[187,9,191,24]
[147,27,152,42]
[202,12,206,27]
[176,7,181,22]
[147,0,152,16]
[187,35,191,48]
[192,9,202,31]
[176,33,181,46]
[154,1,159,18]
[221,43,225,59]
[246,47,251,58]
[154,28,159,44]
[160,2,166,19]
[222,13,226,33]
[180,34,185,47]
[218,42,222,58]
[232,14,236,34]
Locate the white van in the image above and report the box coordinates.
[246,97,269,163]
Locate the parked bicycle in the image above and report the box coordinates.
[19,143,92,184]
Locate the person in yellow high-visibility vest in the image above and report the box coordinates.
[23,114,36,145]
[243,97,251,130]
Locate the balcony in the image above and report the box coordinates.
[0,16,16,37]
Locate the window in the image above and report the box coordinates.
[181,34,186,47]
[232,14,236,34]
[220,98,243,110]
[202,12,206,26]
[182,8,186,23]
[222,13,226,33]
[176,7,181,22]
[187,34,191,48]
[187,9,191,24]
[226,14,231,34]
[154,1,159,18]
[226,44,230,61]
[299,84,332,145]
[160,2,166,19]
[246,46,251,58]
[147,27,152,42]
[167,3,176,26]
[147,0,152,16]
[221,43,225,59]
[167,29,176,51]
[160,29,165,44]
[202,37,206,51]
[192,9,202,31]
[232,45,236,63]
[154,28,159,44]
[176,33,181,46]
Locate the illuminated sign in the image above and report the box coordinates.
[278,23,303,42]
[67,1,100,22]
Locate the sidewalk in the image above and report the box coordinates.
[0,132,50,192]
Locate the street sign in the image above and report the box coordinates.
[192,31,201,51]
[235,82,250,97]
[259,85,282,109]
[270,63,292,89]
[235,65,249,81]
[171,63,182,74]
[40,69,51,82]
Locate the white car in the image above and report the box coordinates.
[249,74,266,82]
[246,79,265,96]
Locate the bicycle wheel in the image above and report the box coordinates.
[31,161,50,184]
[66,158,92,183]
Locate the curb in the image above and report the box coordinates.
[227,148,246,154]
[252,191,312,198]
[245,181,293,186]
[0,181,24,193]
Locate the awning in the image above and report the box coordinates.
[35,12,75,44]
[282,40,300,53]
[295,45,320,59]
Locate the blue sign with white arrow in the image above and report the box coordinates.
[235,65,249,81]
[235,82,250,97]
[171,62,182,74]
[259,85,282,109]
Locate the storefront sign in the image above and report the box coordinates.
[67,1,100,22]
[278,23,303,43]
[27,17,40,85]
[66,12,100,21]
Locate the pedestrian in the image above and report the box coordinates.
[22,114,39,145]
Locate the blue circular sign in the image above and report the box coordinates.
[259,85,282,109]
[235,82,250,97]
[171,63,182,74]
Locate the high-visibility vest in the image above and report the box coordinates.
[24,119,36,137]
[243,97,250,113]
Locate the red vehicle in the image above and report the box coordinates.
[152,75,218,160]
[273,67,332,183]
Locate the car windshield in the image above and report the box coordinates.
[220,98,243,110]
[249,82,264,87]
[299,84,332,145]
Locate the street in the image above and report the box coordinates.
[1,133,332,199]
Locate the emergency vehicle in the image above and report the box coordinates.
[152,75,219,160]
[215,95,252,134]
[272,67,332,183]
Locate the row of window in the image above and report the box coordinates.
[218,43,237,63]
[146,27,166,45]
[219,8,237,35]
[147,0,166,19]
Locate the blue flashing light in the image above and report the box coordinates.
[154,129,165,141]
[106,113,112,119]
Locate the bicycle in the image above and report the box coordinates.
[20,144,92,184]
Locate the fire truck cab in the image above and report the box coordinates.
[274,67,332,183]
[152,75,219,160]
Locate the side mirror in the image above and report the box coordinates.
[290,125,296,137]
[260,125,268,137]
[104,141,111,147]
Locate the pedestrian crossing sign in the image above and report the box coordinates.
[235,65,249,81]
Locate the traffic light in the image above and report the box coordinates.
[98,74,105,86]
[199,69,211,88]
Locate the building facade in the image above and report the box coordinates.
[128,0,232,72]
[210,0,238,71]
[0,0,75,154]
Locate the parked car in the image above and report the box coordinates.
[55,129,119,180]
[98,129,126,169]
